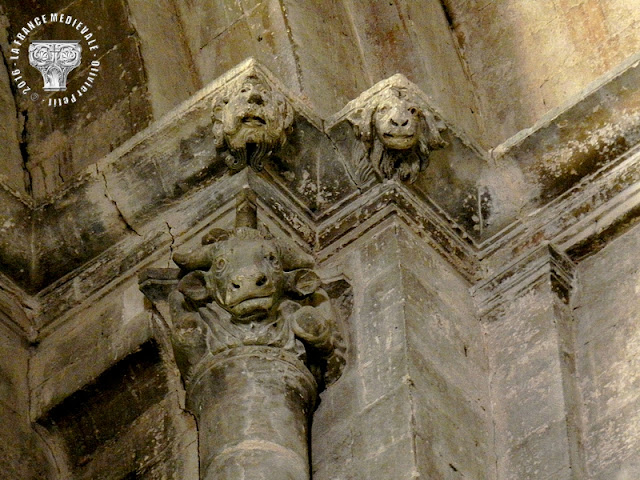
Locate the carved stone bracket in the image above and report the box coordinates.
[327,74,447,186]
[211,70,294,173]
[139,188,348,480]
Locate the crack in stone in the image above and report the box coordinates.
[165,220,176,267]
[97,166,141,236]
[0,33,34,196]
[277,0,304,93]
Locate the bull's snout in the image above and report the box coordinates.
[231,272,269,291]
[225,267,275,310]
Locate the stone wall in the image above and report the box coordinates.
[442,0,640,145]
[0,321,51,479]
[574,223,640,479]
[314,221,491,479]
[1,2,640,479]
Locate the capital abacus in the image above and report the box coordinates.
[8,13,101,106]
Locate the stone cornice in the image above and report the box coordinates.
[1,57,640,340]
[473,244,576,321]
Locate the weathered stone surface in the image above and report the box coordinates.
[0,18,26,197]
[126,0,201,118]
[441,0,640,146]
[2,0,153,200]
[313,220,491,479]
[574,223,640,479]
[1,4,640,479]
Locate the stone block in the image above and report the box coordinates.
[357,435,416,480]
[408,345,490,444]
[72,393,197,480]
[583,393,640,478]
[280,0,370,117]
[578,316,640,426]
[350,385,413,462]
[0,403,51,479]
[194,0,299,93]
[37,342,168,468]
[491,335,567,446]
[0,323,28,414]
[496,419,571,480]
[404,275,487,399]
[414,399,490,479]
[30,284,152,417]
[0,39,25,196]
[126,0,201,118]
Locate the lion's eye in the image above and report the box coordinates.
[214,257,227,272]
[409,107,417,115]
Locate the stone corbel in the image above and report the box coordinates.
[327,74,448,186]
[210,68,294,173]
[139,189,347,480]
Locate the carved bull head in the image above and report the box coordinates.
[173,226,316,323]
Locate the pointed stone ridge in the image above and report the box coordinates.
[0,276,39,342]
[328,74,459,186]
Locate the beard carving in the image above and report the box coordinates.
[212,74,294,172]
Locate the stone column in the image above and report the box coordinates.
[186,347,316,479]
[476,245,581,479]
[140,191,345,480]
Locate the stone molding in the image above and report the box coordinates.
[473,244,576,322]
[1,56,640,340]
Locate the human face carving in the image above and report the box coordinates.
[221,76,284,151]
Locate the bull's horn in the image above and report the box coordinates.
[173,245,214,271]
[235,188,257,229]
[278,243,314,271]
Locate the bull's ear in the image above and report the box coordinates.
[202,228,230,245]
[173,245,213,271]
[178,271,211,304]
[286,269,321,298]
[278,243,314,271]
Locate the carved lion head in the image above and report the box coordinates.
[352,86,445,184]
[212,74,294,172]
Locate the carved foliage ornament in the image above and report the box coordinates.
[349,84,446,184]
[212,73,294,173]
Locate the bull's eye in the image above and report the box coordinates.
[409,107,417,115]
[214,257,227,273]
[266,252,280,268]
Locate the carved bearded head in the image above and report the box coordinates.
[353,86,445,184]
[212,74,294,172]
